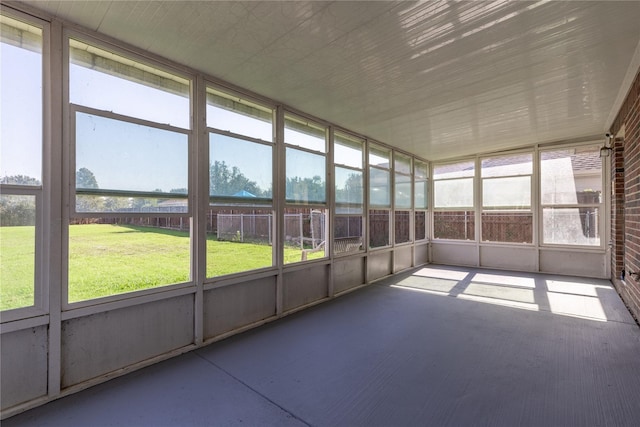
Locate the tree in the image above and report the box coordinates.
[75,168,101,212]
[0,195,36,226]
[210,161,264,197]
[336,172,362,205]
[0,174,41,186]
[0,174,40,226]
[286,176,325,203]
[76,167,99,189]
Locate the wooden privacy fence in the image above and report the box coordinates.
[70,208,599,245]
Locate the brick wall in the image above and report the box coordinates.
[610,67,640,321]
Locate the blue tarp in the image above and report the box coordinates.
[233,190,256,197]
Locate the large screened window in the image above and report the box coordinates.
[68,38,191,303]
[334,132,364,254]
[481,153,533,244]
[369,144,391,248]
[285,115,326,204]
[540,145,602,246]
[0,14,43,311]
[414,160,428,241]
[394,153,412,244]
[433,160,475,240]
[284,114,327,263]
[207,87,275,276]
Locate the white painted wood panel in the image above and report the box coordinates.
[0,326,48,411]
[333,257,365,294]
[414,243,429,267]
[431,242,478,267]
[368,251,392,282]
[203,277,276,339]
[394,246,413,273]
[61,295,194,388]
[540,249,607,278]
[480,245,537,272]
[283,265,329,312]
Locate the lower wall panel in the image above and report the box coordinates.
[333,257,365,294]
[61,295,194,388]
[0,326,48,410]
[539,249,607,278]
[480,245,537,271]
[368,251,392,282]
[432,243,478,267]
[283,265,329,312]
[394,246,413,272]
[204,277,276,339]
[414,243,429,266]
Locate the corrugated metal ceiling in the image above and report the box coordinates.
[16,0,640,160]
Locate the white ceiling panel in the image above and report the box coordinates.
[15,0,640,160]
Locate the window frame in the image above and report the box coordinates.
[333,130,365,256]
[414,159,429,242]
[0,186,45,319]
[480,152,534,245]
[283,112,329,263]
[206,85,275,207]
[283,112,328,207]
[394,152,413,245]
[64,32,195,309]
[0,10,48,321]
[432,159,476,241]
[368,143,392,249]
[539,144,604,249]
[205,85,277,278]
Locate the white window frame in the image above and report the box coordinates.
[283,111,329,264]
[539,143,605,249]
[63,31,195,309]
[480,151,534,245]
[368,142,392,249]
[0,10,49,322]
[432,159,476,241]
[333,130,365,256]
[394,152,413,246]
[414,159,429,242]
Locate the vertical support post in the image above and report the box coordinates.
[533,146,541,271]
[193,74,207,346]
[48,18,63,398]
[240,213,244,242]
[299,213,304,249]
[275,106,285,315]
[327,127,335,297]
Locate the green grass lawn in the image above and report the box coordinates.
[0,226,35,311]
[1,224,324,309]
[67,224,192,302]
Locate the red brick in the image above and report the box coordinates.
[611,67,640,320]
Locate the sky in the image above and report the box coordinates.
[1,42,42,181]
[76,112,188,193]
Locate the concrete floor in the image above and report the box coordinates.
[6,266,640,426]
